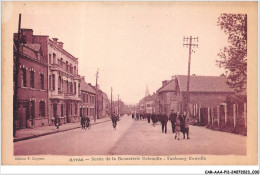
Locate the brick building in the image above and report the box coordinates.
[13,29,48,129]
[80,77,96,120]
[175,74,234,113]
[157,78,177,116]
[15,29,81,126]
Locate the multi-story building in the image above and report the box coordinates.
[13,29,48,129]
[80,77,96,120]
[48,38,81,124]
[16,29,81,126]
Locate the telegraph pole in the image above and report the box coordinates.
[13,14,22,137]
[111,87,113,118]
[183,36,198,117]
[95,70,99,123]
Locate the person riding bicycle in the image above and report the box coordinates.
[111,112,118,129]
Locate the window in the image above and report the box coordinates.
[75,104,77,115]
[87,108,89,116]
[40,74,44,90]
[66,61,68,71]
[74,82,76,94]
[30,71,34,88]
[74,66,76,74]
[70,82,73,93]
[49,54,52,64]
[39,101,45,117]
[82,94,85,103]
[49,75,52,90]
[70,64,73,73]
[58,76,61,91]
[21,68,27,87]
[61,103,63,117]
[53,53,56,64]
[66,81,69,93]
[52,74,55,91]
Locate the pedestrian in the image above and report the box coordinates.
[85,116,90,129]
[160,113,168,134]
[169,110,177,134]
[111,112,118,129]
[181,112,190,139]
[54,115,61,129]
[132,113,134,119]
[175,114,181,140]
[147,113,151,123]
[81,116,86,129]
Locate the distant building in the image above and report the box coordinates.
[80,77,96,120]
[157,79,177,116]
[13,29,48,129]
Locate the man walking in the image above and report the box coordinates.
[169,110,177,134]
[160,113,168,134]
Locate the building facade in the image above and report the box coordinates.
[175,74,234,114]
[16,29,81,126]
[14,29,48,129]
[47,38,81,124]
[80,77,96,120]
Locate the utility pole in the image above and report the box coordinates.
[13,14,22,137]
[111,87,113,118]
[95,70,99,123]
[183,36,198,117]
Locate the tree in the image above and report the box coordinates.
[217,14,247,93]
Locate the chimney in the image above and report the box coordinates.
[80,76,85,82]
[21,29,33,44]
[58,42,64,49]
[171,75,175,80]
[162,80,168,87]
[192,74,196,76]
[52,38,58,44]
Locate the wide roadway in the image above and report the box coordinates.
[14,115,246,155]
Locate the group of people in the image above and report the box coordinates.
[132,110,190,140]
[80,116,91,130]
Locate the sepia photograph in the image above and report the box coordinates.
[1,1,258,168]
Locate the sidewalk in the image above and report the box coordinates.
[14,117,111,142]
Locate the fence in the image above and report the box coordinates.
[189,101,247,136]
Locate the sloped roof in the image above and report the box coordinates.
[159,79,175,93]
[176,75,233,93]
[81,81,96,94]
[25,44,41,52]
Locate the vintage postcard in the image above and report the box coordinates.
[1,1,258,166]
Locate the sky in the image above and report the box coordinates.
[4,1,243,104]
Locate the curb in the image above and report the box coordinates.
[13,119,111,143]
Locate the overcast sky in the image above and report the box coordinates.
[5,2,243,104]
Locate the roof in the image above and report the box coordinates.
[159,79,175,93]
[80,81,96,94]
[25,44,41,52]
[176,75,233,93]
